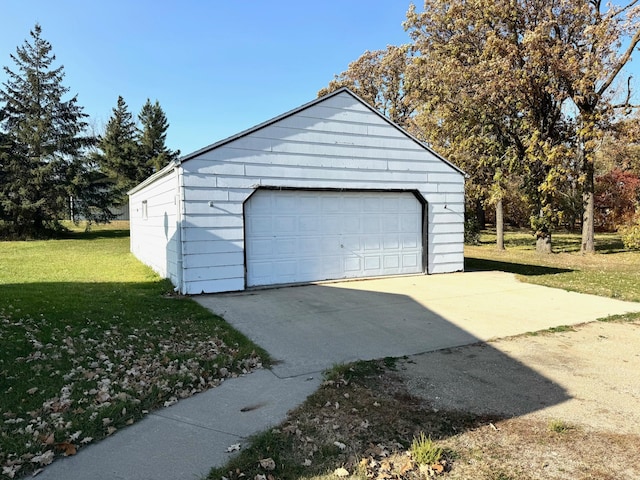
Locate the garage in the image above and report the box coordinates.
[128,87,465,294]
[245,189,423,286]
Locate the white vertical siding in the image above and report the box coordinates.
[129,167,180,286]
[178,91,464,293]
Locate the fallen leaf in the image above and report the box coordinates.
[106,426,117,436]
[334,467,349,477]
[254,475,266,480]
[397,458,414,475]
[30,450,54,466]
[303,459,312,467]
[334,441,346,450]
[2,465,20,479]
[432,463,444,474]
[226,443,241,452]
[163,397,178,407]
[42,433,54,446]
[259,458,276,471]
[27,387,38,395]
[55,442,77,456]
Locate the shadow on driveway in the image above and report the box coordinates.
[196,273,582,418]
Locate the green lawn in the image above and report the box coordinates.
[465,229,640,303]
[0,223,267,479]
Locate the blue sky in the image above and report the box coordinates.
[0,1,414,155]
[1,1,639,156]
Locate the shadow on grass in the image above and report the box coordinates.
[465,257,573,276]
[58,228,130,240]
[479,228,628,254]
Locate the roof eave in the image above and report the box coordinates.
[127,160,179,196]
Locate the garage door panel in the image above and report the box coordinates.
[274,216,296,232]
[299,237,322,254]
[322,196,342,212]
[401,234,419,248]
[276,238,296,255]
[401,214,420,232]
[383,255,400,269]
[245,190,423,287]
[248,217,271,235]
[321,216,342,232]
[403,254,419,268]
[321,236,339,254]
[364,237,381,251]
[381,214,399,231]
[342,235,361,252]
[341,217,360,233]
[344,256,362,272]
[343,197,360,212]
[383,235,400,249]
[362,218,380,234]
[364,256,381,271]
[323,256,343,275]
[363,196,381,212]
[382,197,400,212]
[299,216,320,234]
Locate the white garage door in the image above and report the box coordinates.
[245,190,423,287]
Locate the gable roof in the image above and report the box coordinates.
[179,87,465,176]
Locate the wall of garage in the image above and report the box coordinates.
[173,89,464,294]
[129,165,181,287]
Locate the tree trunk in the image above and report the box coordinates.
[476,199,485,229]
[496,197,505,250]
[579,112,597,254]
[581,159,596,253]
[536,230,552,254]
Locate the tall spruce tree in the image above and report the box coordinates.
[138,99,179,172]
[98,96,144,203]
[0,24,93,237]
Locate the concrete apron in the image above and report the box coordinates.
[196,270,640,378]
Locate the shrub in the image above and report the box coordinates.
[464,216,481,245]
[595,169,640,231]
[618,212,640,250]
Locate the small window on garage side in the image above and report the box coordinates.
[142,200,148,220]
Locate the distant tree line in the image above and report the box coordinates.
[320,0,640,252]
[0,24,178,239]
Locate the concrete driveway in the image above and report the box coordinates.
[196,271,640,378]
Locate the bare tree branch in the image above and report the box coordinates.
[605,0,640,21]
[597,27,640,97]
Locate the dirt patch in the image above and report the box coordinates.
[397,320,640,436]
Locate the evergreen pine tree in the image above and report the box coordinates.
[0,24,93,237]
[97,96,144,202]
[138,99,179,172]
